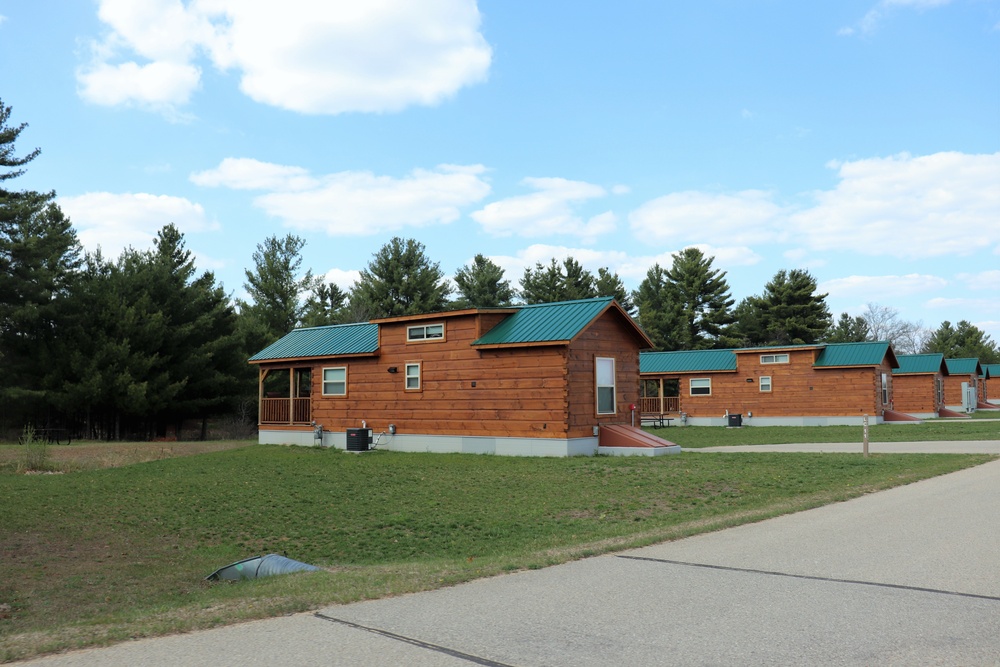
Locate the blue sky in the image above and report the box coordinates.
[1,1,998,343]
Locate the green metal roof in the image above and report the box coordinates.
[814,341,896,368]
[945,358,984,376]
[983,364,999,379]
[249,322,379,362]
[640,349,737,373]
[472,297,627,347]
[893,353,946,375]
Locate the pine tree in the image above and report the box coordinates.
[735,269,831,346]
[825,312,870,343]
[663,248,735,349]
[453,254,515,308]
[595,268,634,315]
[923,320,999,363]
[302,282,349,327]
[349,237,451,318]
[633,263,685,351]
[238,234,317,351]
[519,257,597,304]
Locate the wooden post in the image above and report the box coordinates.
[862,414,869,458]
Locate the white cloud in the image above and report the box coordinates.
[194,160,491,236]
[820,274,950,301]
[59,191,217,258]
[321,268,362,292]
[191,158,319,191]
[790,152,1000,258]
[628,190,786,246]
[78,0,491,115]
[471,177,617,241]
[957,270,1000,292]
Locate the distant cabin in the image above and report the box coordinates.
[250,297,679,457]
[892,354,949,419]
[983,364,1000,407]
[943,358,987,413]
[639,342,899,426]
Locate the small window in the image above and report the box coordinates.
[322,367,347,396]
[596,357,616,414]
[760,353,789,364]
[407,323,445,342]
[759,376,772,392]
[690,378,712,396]
[881,372,890,405]
[405,362,421,391]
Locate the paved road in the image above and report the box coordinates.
[17,448,1000,666]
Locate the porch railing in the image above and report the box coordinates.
[261,397,312,424]
[640,396,679,414]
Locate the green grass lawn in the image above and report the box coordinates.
[650,419,1000,448]
[0,445,993,662]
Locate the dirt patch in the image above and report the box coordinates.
[0,440,254,472]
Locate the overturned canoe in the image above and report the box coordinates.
[206,553,319,581]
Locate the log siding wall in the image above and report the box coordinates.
[643,348,894,418]
[892,373,944,415]
[259,309,640,440]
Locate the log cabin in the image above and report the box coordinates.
[639,341,899,426]
[943,358,988,412]
[891,354,948,419]
[983,364,999,406]
[249,297,679,456]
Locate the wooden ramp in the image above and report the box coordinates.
[598,424,681,456]
[939,408,971,419]
[882,409,923,423]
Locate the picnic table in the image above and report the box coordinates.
[640,414,674,427]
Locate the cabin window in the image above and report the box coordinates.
[759,376,772,392]
[760,353,789,364]
[407,323,445,342]
[322,367,347,396]
[690,378,712,396]
[936,377,944,405]
[881,373,890,405]
[405,362,421,391]
[596,357,616,414]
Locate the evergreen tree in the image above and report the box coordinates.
[519,257,597,304]
[302,282,348,327]
[0,98,40,187]
[349,237,451,318]
[0,101,82,424]
[923,320,999,363]
[453,254,515,308]
[595,267,634,315]
[633,263,685,351]
[238,234,317,351]
[734,269,831,346]
[663,248,734,349]
[825,312,870,343]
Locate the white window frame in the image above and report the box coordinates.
[881,372,890,405]
[405,362,422,391]
[322,366,347,396]
[690,378,712,396]
[760,353,790,365]
[759,376,772,392]
[596,357,616,415]
[407,323,445,343]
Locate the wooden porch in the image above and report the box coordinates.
[640,378,680,426]
[258,366,313,425]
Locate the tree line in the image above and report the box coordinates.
[2,99,996,439]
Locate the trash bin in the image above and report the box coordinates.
[727,413,743,428]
